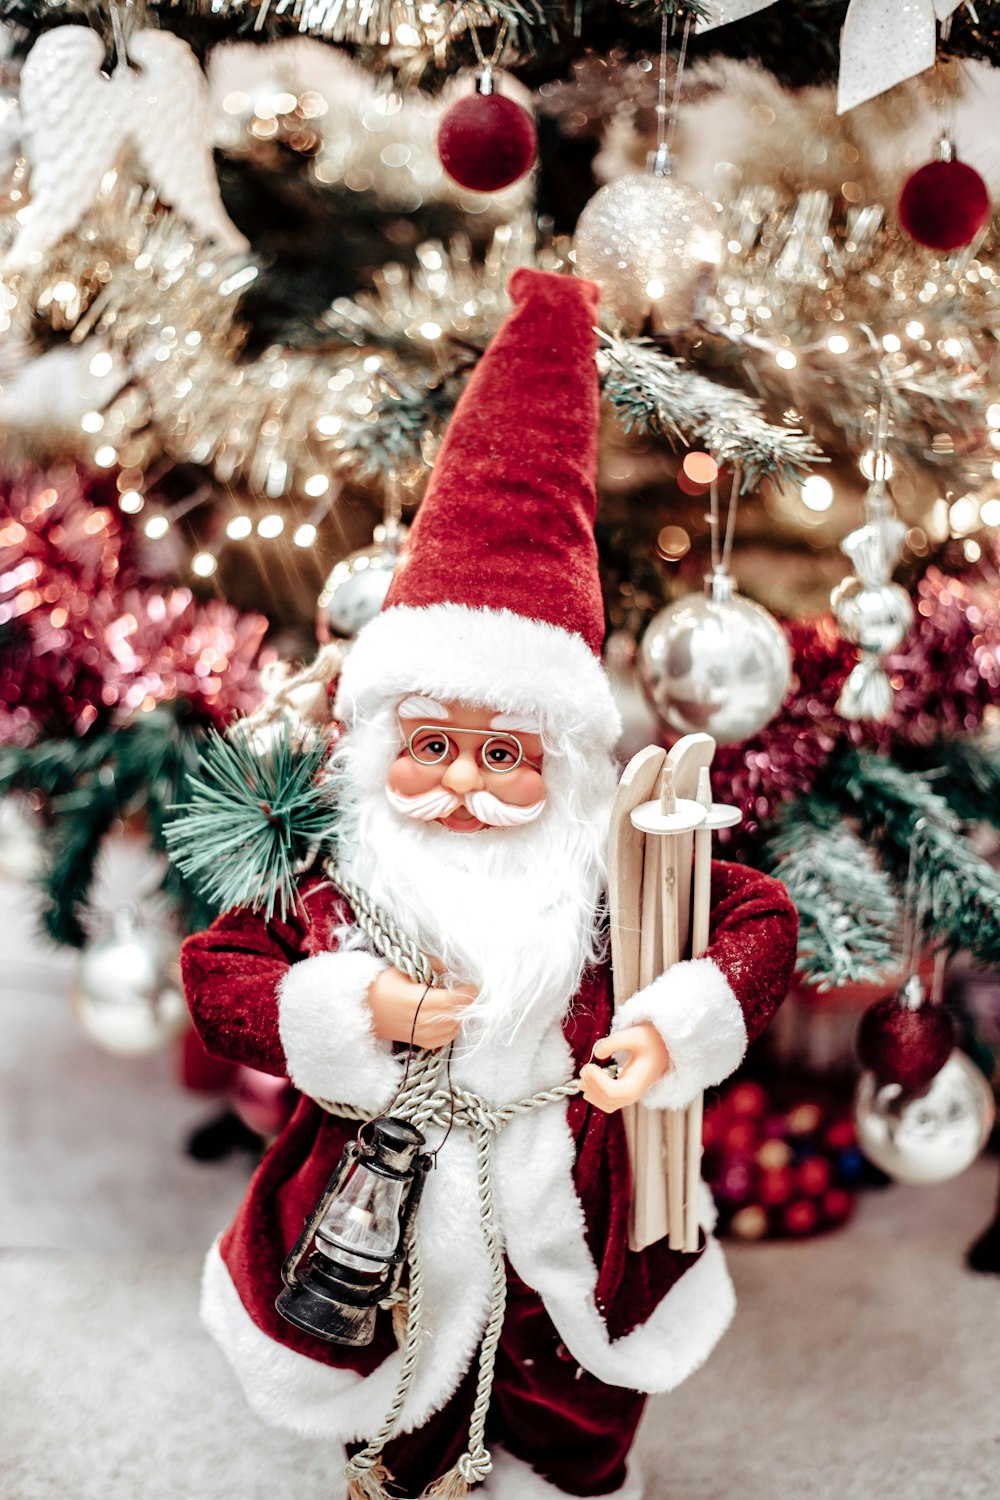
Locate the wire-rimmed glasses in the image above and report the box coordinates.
[403,724,542,775]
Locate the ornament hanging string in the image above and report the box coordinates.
[662,10,692,161]
[466,16,509,73]
[382,468,405,563]
[899,816,932,982]
[108,1,131,67]
[708,466,742,577]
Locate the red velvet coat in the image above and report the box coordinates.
[182,860,796,1443]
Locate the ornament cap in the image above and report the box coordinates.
[648,143,676,179]
[706,569,735,604]
[476,65,495,97]
[935,134,956,163]
[110,905,140,943]
[898,972,926,1011]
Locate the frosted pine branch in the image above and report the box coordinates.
[599,334,824,489]
[762,799,901,992]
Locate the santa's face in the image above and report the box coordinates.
[385,696,547,834]
[334,681,618,1047]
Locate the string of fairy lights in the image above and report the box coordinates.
[4,33,1000,596]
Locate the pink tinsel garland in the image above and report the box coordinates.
[712,557,1000,839]
[0,467,267,745]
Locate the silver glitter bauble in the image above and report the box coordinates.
[573,159,722,331]
[316,531,405,642]
[830,577,914,655]
[640,572,791,745]
[854,1050,995,1186]
[74,911,186,1056]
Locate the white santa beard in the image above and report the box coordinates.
[332,707,617,1051]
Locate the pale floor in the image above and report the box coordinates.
[2,875,998,1500]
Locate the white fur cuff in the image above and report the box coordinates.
[278,950,403,1113]
[613,957,747,1111]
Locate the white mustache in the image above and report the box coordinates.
[385,785,547,828]
[385,786,460,821]
[465,790,547,826]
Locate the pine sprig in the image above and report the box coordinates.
[902,737,1000,833]
[339,377,462,481]
[761,796,901,991]
[828,749,1000,970]
[599,335,824,489]
[165,724,338,920]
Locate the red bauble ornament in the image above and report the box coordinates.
[898,146,990,253]
[437,71,537,193]
[856,978,955,1092]
[783,1199,819,1236]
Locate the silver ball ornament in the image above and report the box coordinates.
[854,1050,995,1186]
[830,577,914,656]
[573,163,722,331]
[74,911,187,1056]
[317,543,396,641]
[640,573,791,745]
[316,529,405,642]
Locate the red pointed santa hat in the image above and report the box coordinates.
[336,268,619,751]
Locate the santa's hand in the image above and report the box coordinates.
[579,1024,671,1114]
[366,966,476,1049]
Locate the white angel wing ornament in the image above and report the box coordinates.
[8,27,132,271]
[7,24,247,271]
[128,31,248,255]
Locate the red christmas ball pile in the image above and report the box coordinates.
[437,89,537,194]
[898,156,991,253]
[703,1079,860,1241]
[856,992,954,1092]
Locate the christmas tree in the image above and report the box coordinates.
[1,0,998,1007]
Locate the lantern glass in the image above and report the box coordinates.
[315,1158,407,1270]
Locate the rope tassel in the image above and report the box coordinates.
[425,1465,472,1497]
[317,868,582,1500]
[346,1458,396,1500]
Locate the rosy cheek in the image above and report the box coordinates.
[493,766,546,807]
[386,756,439,797]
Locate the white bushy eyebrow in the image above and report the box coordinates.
[490,712,542,733]
[398,695,450,720]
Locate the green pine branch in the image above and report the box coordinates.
[761,796,901,992]
[899,737,1000,833]
[339,377,462,481]
[165,723,339,920]
[828,748,1000,970]
[599,335,824,489]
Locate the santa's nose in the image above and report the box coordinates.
[441,751,485,795]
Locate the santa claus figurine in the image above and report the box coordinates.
[182,268,798,1499]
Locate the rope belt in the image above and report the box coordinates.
[316,861,583,1500]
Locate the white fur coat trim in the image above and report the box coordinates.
[201,1085,734,1448]
[335,603,621,753]
[485,1447,643,1500]
[612,956,748,1112]
[204,960,736,1445]
[277,950,403,1115]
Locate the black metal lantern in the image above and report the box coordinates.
[276,1116,430,1347]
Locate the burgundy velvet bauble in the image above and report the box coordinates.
[898,158,991,252]
[437,91,537,193]
[856,994,955,1091]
